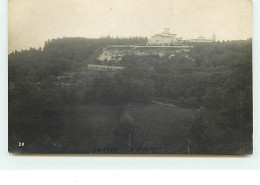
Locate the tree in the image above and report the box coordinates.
[202,87,225,109]
[184,109,212,154]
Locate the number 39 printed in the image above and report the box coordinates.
[18,142,24,146]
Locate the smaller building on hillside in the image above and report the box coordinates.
[187,35,215,43]
[88,64,124,71]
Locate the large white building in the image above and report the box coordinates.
[147,28,182,46]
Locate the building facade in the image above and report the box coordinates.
[147,28,182,46]
[187,35,215,43]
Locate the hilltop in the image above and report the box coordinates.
[8,37,252,154]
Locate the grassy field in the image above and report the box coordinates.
[60,102,197,153]
[49,102,249,154]
[62,104,124,153]
[126,102,197,153]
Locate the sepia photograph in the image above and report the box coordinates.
[8,0,253,154]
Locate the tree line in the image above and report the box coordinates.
[8,37,252,153]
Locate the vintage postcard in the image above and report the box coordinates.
[8,0,252,154]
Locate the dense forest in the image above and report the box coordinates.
[8,37,252,154]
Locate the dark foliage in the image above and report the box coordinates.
[8,38,252,153]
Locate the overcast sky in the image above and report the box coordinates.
[8,0,252,53]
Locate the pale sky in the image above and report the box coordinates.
[8,0,252,53]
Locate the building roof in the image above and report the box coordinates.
[151,33,177,38]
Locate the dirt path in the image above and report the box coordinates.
[151,100,176,107]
